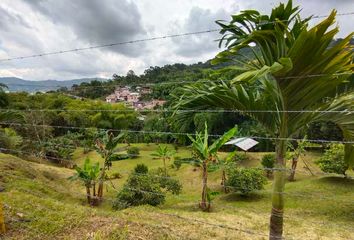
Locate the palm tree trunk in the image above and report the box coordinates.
[200,161,209,211]
[0,201,5,234]
[269,139,287,240]
[288,157,298,181]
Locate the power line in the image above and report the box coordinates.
[2,121,353,144]
[0,12,353,62]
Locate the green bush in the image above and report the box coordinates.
[113,164,182,210]
[316,144,348,177]
[113,173,165,210]
[226,168,267,195]
[233,153,249,162]
[109,172,122,179]
[134,164,148,174]
[158,177,182,195]
[127,146,140,158]
[261,154,275,169]
[261,154,275,177]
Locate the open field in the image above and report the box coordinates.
[0,144,353,240]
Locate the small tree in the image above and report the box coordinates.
[261,154,276,178]
[187,124,237,211]
[95,131,125,201]
[151,145,175,176]
[69,158,100,205]
[316,144,348,177]
[287,137,308,181]
[127,146,140,158]
[113,164,181,210]
[226,168,267,195]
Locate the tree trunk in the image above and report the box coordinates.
[97,168,106,201]
[163,158,167,176]
[0,201,5,234]
[288,157,298,181]
[269,138,287,240]
[86,185,91,205]
[221,169,228,193]
[91,182,98,206]
[200,161,209,211]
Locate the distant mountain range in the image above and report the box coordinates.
[0,77,108,92]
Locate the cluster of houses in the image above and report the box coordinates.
[105,86,165,110]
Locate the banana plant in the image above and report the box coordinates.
[151,145,175,176]
[173,1,353,238]
[187,123,237,211]
[69,158,100,205]
[95,131,125,201]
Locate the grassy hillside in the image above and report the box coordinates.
[1,145,353,239]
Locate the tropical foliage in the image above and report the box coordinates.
[172,0,353,238]
[316,144,349,177]
[95,131,126,201]
[186,124,236,211]
[151,145,175,176]
[69,158,100,205]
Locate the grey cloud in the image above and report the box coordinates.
[172,7,233,57]
[23,0,146,57]
[0,6,31,31]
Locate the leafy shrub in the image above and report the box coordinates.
[127,146,140,158]
[226,168,267,195]
[316,144,348,177]
[261,154,275,177]
[111,154,130,161]
[233,153,249,162]
[113,164,182,210]
[150,168,183,195]
[158,177,182,195]
[109,172,122,179]
[113,168,166,210]
[134,164,148,174]
[113,173,165,210]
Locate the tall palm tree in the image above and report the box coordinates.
[173,1,353,239]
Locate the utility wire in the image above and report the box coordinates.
[1,121,353,144]
[0,12,353,62]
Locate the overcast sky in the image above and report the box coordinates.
[0,0,352,80]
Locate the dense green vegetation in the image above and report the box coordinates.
[0,1,353,239]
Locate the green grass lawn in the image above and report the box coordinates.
[1,144,353,239]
